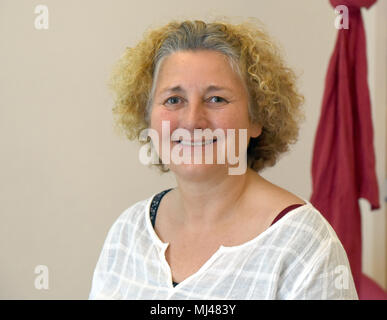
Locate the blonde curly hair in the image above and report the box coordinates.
[109,18,305,173]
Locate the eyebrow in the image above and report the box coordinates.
[158,85,232,95]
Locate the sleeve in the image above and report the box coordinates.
[88,216,125,300]
[287,237,359,300]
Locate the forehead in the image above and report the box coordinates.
[154,50,244,93]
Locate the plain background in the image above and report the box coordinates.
[0,0,386,299]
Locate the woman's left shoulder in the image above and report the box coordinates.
[275,203,358,299]
[257,177,335,240]
[277,197,339,240]
[272,201,352,270]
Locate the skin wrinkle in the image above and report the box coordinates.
[109,19,304,173]
[88,20,359,300]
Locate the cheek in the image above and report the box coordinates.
[217,113,251,150]
[150,108,179,141]
[151,108,170,128]
[215,112,249,131]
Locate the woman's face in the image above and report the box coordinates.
[150,50,261,179]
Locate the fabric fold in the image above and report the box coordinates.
[310,0,380,294]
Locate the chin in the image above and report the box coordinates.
[170,163,227,181]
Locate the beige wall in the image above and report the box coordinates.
[362,1,387,290]
[0,0,385,299]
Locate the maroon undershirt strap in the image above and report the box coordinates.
[270,203,306,226]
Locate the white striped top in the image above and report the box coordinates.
[88,191,358,300]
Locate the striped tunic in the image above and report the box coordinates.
[89,190,358,300]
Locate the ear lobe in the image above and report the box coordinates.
[250,122,262,138]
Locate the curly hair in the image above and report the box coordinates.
[109,17,305,173]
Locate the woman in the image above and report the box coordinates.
[89,18,358,299]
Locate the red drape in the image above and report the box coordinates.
[310,0,380,295]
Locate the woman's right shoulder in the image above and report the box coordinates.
[102,188,173,246]
[102,194,154,243]
[115,196,152,224]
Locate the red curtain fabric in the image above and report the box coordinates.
[310,0,380,295]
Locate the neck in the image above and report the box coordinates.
[173,167,259,228]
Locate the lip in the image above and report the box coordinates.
[173,138,217,146]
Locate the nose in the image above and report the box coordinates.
[179,97,209,132]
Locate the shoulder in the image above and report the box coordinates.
[270,203,357,298]
[262,199,350,276]
[272,201,342,252]
[89,194,156,299]
[247,173,306,222]
[103,194,154,246]
[116,196,151,225]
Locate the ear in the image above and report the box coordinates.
[250,121,262,139]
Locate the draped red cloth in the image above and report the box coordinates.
[310,0,380,296]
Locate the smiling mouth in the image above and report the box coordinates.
[174,138,217,146]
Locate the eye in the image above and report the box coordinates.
[164,96,182,105]
[208,96,227,103]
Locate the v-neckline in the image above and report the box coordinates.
[145,191,229,288]
[144,190,312,288]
